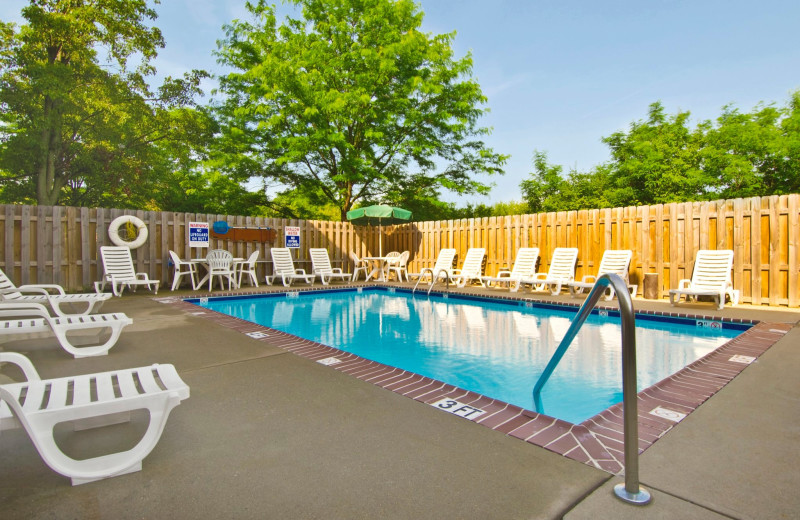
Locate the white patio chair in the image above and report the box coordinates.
[310,248,351,285]
[0,352,189,486]
[205,249,237,291]
[407,248,457,284]
[480,247,539,292]
[234,250,260,288]
[350,251,370,282]
[386,251,410,282]
[568,250,637,300]
[265,248,315,287]
[168,250,198,291]
[669,249,739,310]
[95,246,160,297]
[0,267,111,316]
[0,302,132,358]
[521,247,579,295]
[450,248,486,288]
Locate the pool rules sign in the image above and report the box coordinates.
[285,226,301,248]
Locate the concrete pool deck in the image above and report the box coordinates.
[0,283,798,519]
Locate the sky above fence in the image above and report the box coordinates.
[3,0,799,206]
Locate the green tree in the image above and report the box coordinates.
[214,0,507,221]
[0,0,207,207]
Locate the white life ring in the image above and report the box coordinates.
[108,215,148,249]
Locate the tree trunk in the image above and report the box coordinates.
[36,95,65,206]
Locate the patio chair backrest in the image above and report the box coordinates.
[244,250,260,267]
[100,246,137,280]
[309,248,335,273]
[689,250,734,290]
[431,248,457,273]
[596,250,632,281]
[270,248,297,274]
[206,249,233,271]
[458,248,486,276]
[508,248,540,278]
[0,267,23,299]
[546,248,579,281]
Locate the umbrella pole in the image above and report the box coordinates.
[379,221,383,257]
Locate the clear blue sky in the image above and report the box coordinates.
[3,0,799,206]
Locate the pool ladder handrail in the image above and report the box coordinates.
[412,268,451,295]
[531,273,651,505]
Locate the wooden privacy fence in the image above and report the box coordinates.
[1,194,798,306]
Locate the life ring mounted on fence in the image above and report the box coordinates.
[108,215,149,249]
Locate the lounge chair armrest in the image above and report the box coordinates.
[331,268,344,274]
[0,352,41,382]
[15,284,67,296]
[495,270,512,278]
[580,275,597,284]
[294,269,308,275]
[677,279,692,290]
[134,273,150,280]
[531,273,548,282]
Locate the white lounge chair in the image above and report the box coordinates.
[234,250,260,288]
[265,248,315,287]
[309,248,351,285]
[521,247,579,295]
[480,247,539,292]
[568,250,637,300]
[0,352,189,486]
[0,302,132,358]
[168,250,198,291]
[669,250,739,310]
[96,246,160,296]
[450,248,486,288]
[0,267,111,317]
[349,251,370,282]
[407,249,457,284]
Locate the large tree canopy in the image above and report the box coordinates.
[214,0,507,220]
[0,0,208,207]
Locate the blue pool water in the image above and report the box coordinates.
[195,289,746,424]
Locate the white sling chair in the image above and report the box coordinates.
[0,267,111,317]
[265,248,314,287]
[521,247,579,295]
[0,352,189,486]
[669,249,739,310]
[407,249,457,284]
[450,248,486,288]
[480,247,539,292]
[309,249,351,285]
[0,302,132,358]
[96,246,160,297]
[568,249,637,300]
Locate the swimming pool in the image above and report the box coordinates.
[194,288,747,424]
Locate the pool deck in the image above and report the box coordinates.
[1,281,798,519]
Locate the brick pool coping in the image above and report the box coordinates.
[157,285,790,474]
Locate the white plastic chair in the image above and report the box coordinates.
[235,250,260,288]
[168,250,198,291]
[350,251,369,282]
[205,249,237,291]
[386,251,410,282]
[310,248,351,285]
[522,247,579,295]
[0,267,111,316]
[568,250,636,300]
[0,352,189,486]
[450,248,486,288]
[95,246,160,297]
[0,302,132,358]
[265,248,314,287]
[669,250,739,310]
[480,248,539,292]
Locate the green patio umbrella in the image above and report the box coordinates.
[346,204,412,256]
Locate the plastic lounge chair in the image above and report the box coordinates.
[265,248,314,287]
[480,247,539,292]
[168,250,198,291]
[407,249,457,284]
[349,251,370,282]
[0,302,132,358]
[310,248,351,285]
[0,352,189,486]
[568,250,637,300]
[521,247,579,295]
[95,246,160,297]
[450,248,486,288]
[204,249,237,291]
[386,251,410,282]
[234,250,260,288]
[0,267,111,317]
[669,249,739,310]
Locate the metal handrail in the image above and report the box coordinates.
[531,273,651,505]
[411,268,451,295]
